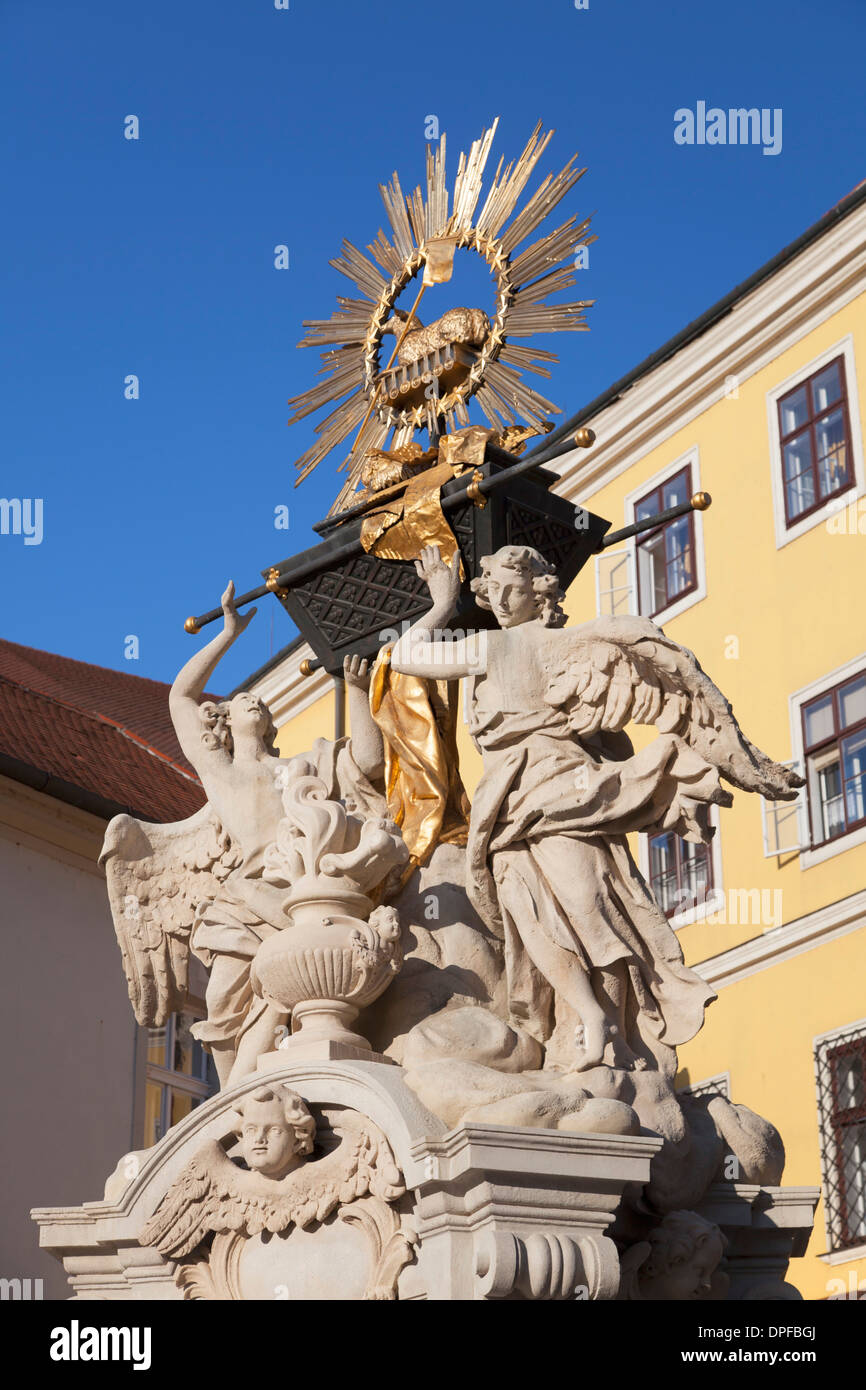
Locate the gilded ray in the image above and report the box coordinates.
[329,240,387,300]
[475,122,553,241]
[379,171,415,260]
[498,342,558,377]
[289,118,594,502]
[449,120,498,232]
[367,228,404,278]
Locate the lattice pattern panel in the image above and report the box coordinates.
[448,501,477,575]
[816,1022,866,1252]
[294,554,429,647]
[506,500,582,575]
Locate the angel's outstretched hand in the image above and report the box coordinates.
[343,653,371,691]
[221,580,257,639]
[414,545,460,615]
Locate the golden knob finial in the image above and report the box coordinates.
[573,426,596,449]
[184,616,201,635]
[266,567,288,597]
[299,658,313,678]
[691,491,712,511]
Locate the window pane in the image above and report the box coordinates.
[170,1089,196,1129]
[815,408,848,499]
[842,730,866,826]
[832,1050,866,1111]
[664,516,693,598]
[840,1122,866,1242]
[812,360,843,413]
[816,758,845,839]
[649,833,678,915]
[173,1011,197,1075]
[637,533,667,615]
[662,470,689,510]
[680,840,711,908]
[144,1081,165,1147]
[203,1051,219,1092]
[840,677,866,732]
[783,431,815,518]
[779,384,809,436]
[803,694,835,748]
[635,489,660,523]
[147,1025,168,1068]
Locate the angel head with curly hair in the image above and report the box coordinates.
[198,693,279,757]
[231,1083,316,1179]
[470,545,566,630]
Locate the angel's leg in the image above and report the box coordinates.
[228,1002,288,1088]
[593,961,628,1034]
[514,913,614,1069]
[209,1039,235,1090]
[593,961,638,1068]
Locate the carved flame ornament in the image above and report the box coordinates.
[251,762,409,1052]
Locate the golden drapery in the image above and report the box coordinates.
[369,647,470,869]
[360,458,465,569]
[358,424,495,570]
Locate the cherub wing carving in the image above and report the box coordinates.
[140,1111,405,1261]
[99,804,242,1027]
[544,616,803,801]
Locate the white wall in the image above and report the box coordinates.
[0,782,138,1300]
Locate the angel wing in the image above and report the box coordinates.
[544,616,803,801]
[284,1107,405,1230]
[139,1111,405,1261]
[139,1140,240,1258]
[99,803,242,1027]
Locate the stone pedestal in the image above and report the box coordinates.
[696,1182,820,1301]
[31,1059,816,1302]
[409,1124,661,1300]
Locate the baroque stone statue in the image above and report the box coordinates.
[100,582,401,1089]
[34,548,819,1302]
[390,544,801,1077]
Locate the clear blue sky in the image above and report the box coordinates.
[1,0,864,693]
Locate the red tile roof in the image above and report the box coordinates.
[0,639,216,823]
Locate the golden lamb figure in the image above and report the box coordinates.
[381,306,490,367]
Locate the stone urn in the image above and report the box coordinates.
[250,763,408,1055]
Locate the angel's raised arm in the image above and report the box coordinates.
[169,581,256,767]
[390,545,487,681]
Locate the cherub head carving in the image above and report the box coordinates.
[199,693,279,757]
[471,545,566,630]
[639,1210,727,1301]
[230,1084,316,1180]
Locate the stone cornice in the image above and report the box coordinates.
[552,202,866,505]
[0,773,106,872]
[694,889,866,990]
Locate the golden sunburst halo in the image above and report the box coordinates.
[288,118,596,513]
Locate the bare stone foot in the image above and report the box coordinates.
[574,1017,617,1070]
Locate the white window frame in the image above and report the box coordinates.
[143,1002,216,1145]
[814,1016,866,1258]
[623,446,707,626]
[766,333,865,550]
[790,654,866,870]
[638,805,724,929]
[760,757,808,858]
[594,544,637,618]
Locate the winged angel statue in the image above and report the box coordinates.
[140,1081,412,1299]
[100,584,388,1090]
[391,544,802,1072]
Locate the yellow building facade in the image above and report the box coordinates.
[250,184,866,1300]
